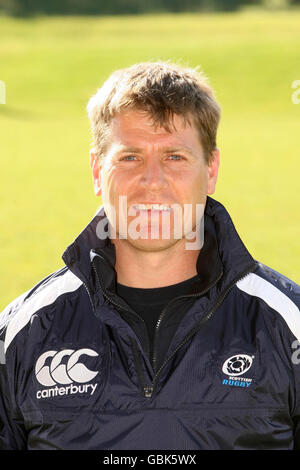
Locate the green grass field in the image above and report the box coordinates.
[0,10,299,310]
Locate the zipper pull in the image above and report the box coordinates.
[143,386,153,398]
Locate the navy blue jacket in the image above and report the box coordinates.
[0,197,300,450]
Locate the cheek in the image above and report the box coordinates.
[108,167,140,195]
[101,168,120,200]
[179,167,208,200]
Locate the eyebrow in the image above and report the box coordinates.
[163,147,196,157]
[117,145,197,157]
[117,146,142,153]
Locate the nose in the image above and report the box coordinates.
[139,158,168,191]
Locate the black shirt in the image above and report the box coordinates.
[116,274,200,365]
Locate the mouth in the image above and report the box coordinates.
[131,203,173,212]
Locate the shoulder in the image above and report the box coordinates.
[0,267,83,353]
[235,262,300,340]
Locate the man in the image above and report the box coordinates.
[0,61,300,450]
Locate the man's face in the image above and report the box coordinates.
[91,108,219,252]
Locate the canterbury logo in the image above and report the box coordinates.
[35,348,99,386]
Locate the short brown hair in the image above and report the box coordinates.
[87,61,221,163]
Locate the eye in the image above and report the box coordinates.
[167,154,183,161]
[121,155,137,161]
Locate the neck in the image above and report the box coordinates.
[112,238,199,288]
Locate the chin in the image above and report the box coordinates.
[125,237,181,253]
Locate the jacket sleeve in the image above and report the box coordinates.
[292,341,300,450]
[0,337,27,449]
[293,376,300,450]
[293,421,300,449]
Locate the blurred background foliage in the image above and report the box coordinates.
[0,0,300,15]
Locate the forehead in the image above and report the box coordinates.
[109,109,202,150]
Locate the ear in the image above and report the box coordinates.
[207,148,220,195]
[89,149,102,197]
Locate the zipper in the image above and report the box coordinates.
[83,282,96,313]
[91,256,151,358]
[130,337,152,395]
[151,269,224,373]
[146,261,257,398]
[91,252,256,399]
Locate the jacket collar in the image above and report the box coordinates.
[62,197,256,300]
